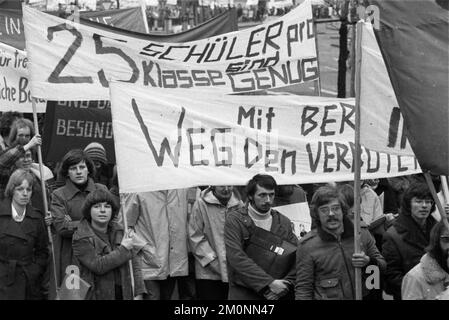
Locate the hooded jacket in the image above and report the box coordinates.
[122,189,191,280]
[295,216,386,300]
[382,213,437,300]
[401,253,449,300]
[188,188,243,282]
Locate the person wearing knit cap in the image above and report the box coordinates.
[84,142,107,168]
[84,142,110,187]
[224,174,298,300]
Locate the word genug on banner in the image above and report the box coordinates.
[132,99,419,175]
[47,16,317,92]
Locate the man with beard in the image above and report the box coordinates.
[189,186,243,300]
[402,221,449,299]
[295,185,386,300]
[225,174,298,300]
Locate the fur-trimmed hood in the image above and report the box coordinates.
[420,253,449,286]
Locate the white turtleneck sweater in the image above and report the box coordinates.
[248,203,272,231]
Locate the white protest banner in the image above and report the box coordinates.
[274,202,311,237]
[0,42,46,112]
[23,0,318,100]
[109,82,421,193]
[359,22,414,156]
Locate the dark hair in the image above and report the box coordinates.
[4,169,35,199]
[8,118,35,146]
[338,184,354,209]
[0,111,23,138]
[59,149,96,179]
[81,189,119,223]
[401,183,435,215]
[310,185,349,225]
[426,221,449,273]
[246,174,277,198]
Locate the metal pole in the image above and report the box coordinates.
[140,0,150,33]
[313,21,322,96]
[349,23,356,97]
[31,98,60,299]
[353,20,363,301]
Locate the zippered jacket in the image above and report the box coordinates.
[295,216,386,300]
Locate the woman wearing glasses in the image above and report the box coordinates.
[401,221,449,300]
[382,183,446,300]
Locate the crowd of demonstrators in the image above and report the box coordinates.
[1,114,449,300]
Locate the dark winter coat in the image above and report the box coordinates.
[382,213,437,300]
[295,216,386,300]
[225,206,298,300]
[51,178,108,286]
[0,200,49,299]
[72,219,146,300]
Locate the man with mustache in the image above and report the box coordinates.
[225,174,298,300]
[401,221,449,300]
[295,185,386,300]
[189,186,243,300]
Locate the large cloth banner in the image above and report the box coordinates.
[23,0,318,100]
[42,100,115,163]
[0,8,24,50]
[3,6,237,50]
[80,7,148,34]
[109,82,421,193]
[359,22,414,157]
[0,42,46,112]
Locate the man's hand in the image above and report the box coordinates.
[352,251,370,268]
[268,279,289,295]
[44,212,53,226]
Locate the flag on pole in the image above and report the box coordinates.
[366,0,449,175]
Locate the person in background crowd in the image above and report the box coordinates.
[0,111,23,152]
[382,183,440,300]
[295,185,386,300]
[50,149,108,294]
[84,142,111,188]
[122,188,197,300]
[189,185,243,300]
[7,118,34,148]
[72,189,146,300]
[360,179,384,225]
[401,221,449,300]
[12,149,54,214]
[0,169,49,299]
[0,119,41,197]
[225,174,297,300]
[273,184,307,207]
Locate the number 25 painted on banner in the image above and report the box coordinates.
[46,24,139,87]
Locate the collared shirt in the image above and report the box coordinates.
[11,203,26,222]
